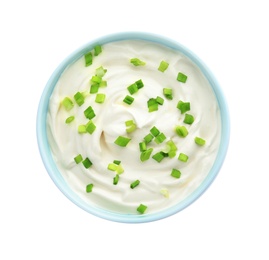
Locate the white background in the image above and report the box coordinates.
[1,0,268,259]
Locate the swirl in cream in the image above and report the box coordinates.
[47,40,221,214]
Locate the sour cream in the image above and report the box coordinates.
[47,40,221,214]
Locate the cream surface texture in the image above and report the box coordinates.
[47,40,221,214]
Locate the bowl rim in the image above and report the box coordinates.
[36,31,230,223]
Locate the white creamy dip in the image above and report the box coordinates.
[47,40,221,214]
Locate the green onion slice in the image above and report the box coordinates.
[84,52,93,67]
[74,92,85,106]
[130,180,140,189]
[95,66,107,77]
[114,136,131,147]
[175,126,188,137]
[86,120,96,134]
[195,137,206,146]
[95,93,106,104]
[177,100,190,114]
[127,83,138,95]
[123,95,134,105]
[183,114,194,124]
[178,153,189,162]
[163,88,173,100]
[62,97,74,111]
[140,148,153,162]
[158,61,169,72]
[177,72,188,83]
[65,116,75,124]
[150,126,160,137]
[84,106,96,120]
[82,158,93,169]
[94,45,102,56]
[152,152,165,162]
[74,154,83,164]
[130,58,146,66]
[86,183,94,193]
[144,133,154,144]
[113,175,119,185]
[135,79,144,89]
[137,204,147,214]
[154,133,166,144]
[78,125,87,134]
[171,168,181,178]
[90,84,99,94]
[156,96,164,105]
[139,142,147,152]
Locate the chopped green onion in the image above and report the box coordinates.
[139,142,147,152]
[147,98,158,112]
[78,125,87,134]
[113,160,120,165]
[154,133,166,144]
[74,154,83,164]
[178,153,189,162]
[125,120,134,126]
[91,75,102,84]
[135,79,144,89]
[140,148,153,162]
[184,114,194,124]
[152,152,165,162]
[171,168,181,178]
[177,100,190,114]
[125,120,137,133]
[195,137,206,146]
[114,136,131,147]
[168,150,177,158]
[156,96,164,105]
[95,66,107,77]
[65,116,75,124]
[86,120,96,134]
[108,163,118,171]
[62,97,74,111]
[177,72,187,83]
[95,93,106,104]
[90,83,99,94]
[74,92,85,106]
[144,133,154,144]
[123,95,134,105]
[94,45,102,56]
[167,140,177,151]
[84,106,96,120]
[137,204,147,214]
[86,183,93,193]
[175,125,188,137]
[84,52,93,67]
[127,83,138,95]
[99,80,107,87]
[82,158,93,169]
[158,60,169,72]
[113,174,119,185]
[130,180,140,189]
[163,88,173,100]
[150,126,160,137]
[130,58,146,66]
[116,164,124,174]
[160,188,169,198]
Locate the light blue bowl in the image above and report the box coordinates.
[36,32,230,223]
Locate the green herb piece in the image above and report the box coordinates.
[171,168,181,178]
[123,95,134,105]
[127,83,138,95]
[86,120,96,134]
[94,45,102,56]
[168,150,177,158]
[140,148,153,162]
[116,164,124,174]
[108,163,118,171]
[90,84,99,94]
[178,153,189,162]
[95,93,106,104]
[139,142,147,152]
[175,125,188,137]
[84,52,93,66]
[144,133,154,144]
[86,183,94,193]
[147,98,158,112]
[137,204,147,214]
[156,96,164,105]
[195,137,206,146]
[99,80,107,87]
[152,152,165,162]
[150,126,160,137]
[113,160,121,165]
[91,75,102,84]
[177,72,187,83]
[62,97,74,111]
[95,66,107,77]
[113,175,119,185]
[160,188,169,198]
[74,154,83,164]
[177,100,190,114]
[84,106,96,120]
[125,120,135,126]
[78,125,87,134]
[114,136,131,147]
[154,133,166,144]
[167,140,178,158]
[130,58,146,66]
[163,88,173,100]
[130,180,140,189]
[125,120,137,133]
[65,116,75,124]
[183,114,194,124]
[158,60,169,72]
[135,79,144,89]
[74,92,85,106]
[82,158,93,169]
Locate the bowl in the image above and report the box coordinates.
[36,32,230,223]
